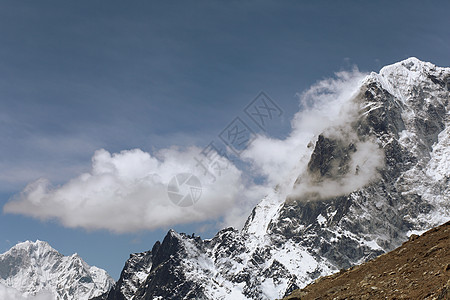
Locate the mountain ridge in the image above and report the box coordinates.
[100,57,450,299]
[0,240,115,300]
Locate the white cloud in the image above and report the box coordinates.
[0,284,24,300]
[4,147,246,233]
[242,67,384,200]
[0,283,54,300]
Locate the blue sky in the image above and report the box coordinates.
[1,0,449,279]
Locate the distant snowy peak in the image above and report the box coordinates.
[7,239,54,252]
[0,240,114,300]
[3,240,61,262]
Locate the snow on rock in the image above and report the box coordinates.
[0,240,114,300]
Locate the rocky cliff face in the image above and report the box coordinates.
[0,240,114,300]
[103,58,450,299]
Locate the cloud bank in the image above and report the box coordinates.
[0,283,53,300]
[4,66,387,232]
[4,147,248,233]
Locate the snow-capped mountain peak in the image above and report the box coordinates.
[370,56,449,102]
[0,240,114,300]
[6,240,54,254]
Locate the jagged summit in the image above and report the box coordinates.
[381,56,435,73]
[0,240,114,300]
[371,57,449,97]
[5,240,55,255]
[102,58,450,299]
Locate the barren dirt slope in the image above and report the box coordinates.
[283,221,450,300]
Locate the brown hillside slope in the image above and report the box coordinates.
[282,221,450,300]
